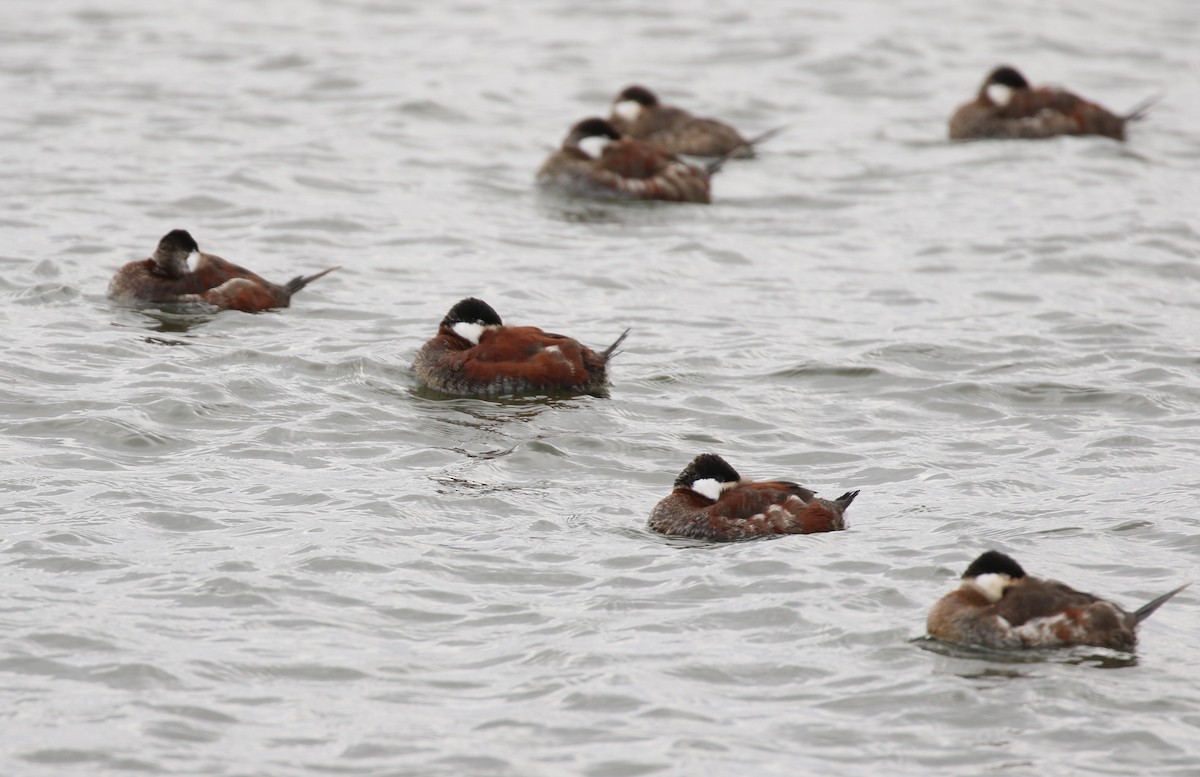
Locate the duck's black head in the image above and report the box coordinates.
[565,117,622,146]
[441,297,502,344]
[615,85,659,107]
[962,550,1027,580]
[985,65,1030,90]
[152,229,200,278]
[674,453,742,498]
[443,297,502,327]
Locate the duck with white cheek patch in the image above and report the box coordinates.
[926,550,1189,651]
[647,453,858,542]
[609,85,781,159]
[108,229,338,313]
[536,117,717,203]
[948,65,1157,141]
[412,297,629,397]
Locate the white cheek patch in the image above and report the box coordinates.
[986,83,1014,106]
[613,100,642,123]
[452,322,485,345]
[577,135,612,159]
[186,250,201,265]
[969,573,1012,603]
[689,478,738,502]
[689,478,724,501]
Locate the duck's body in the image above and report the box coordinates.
[648,453,858,542]
[108,230,337,313]
[413,297,629,397]
[949,66,1151,141]
[610,85,757,158]
[536,117,713,203]
[927,551,1188,651]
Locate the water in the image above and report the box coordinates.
[3,0,1200,775]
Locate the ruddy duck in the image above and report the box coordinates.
[647,453,858,541]
[609,85,779,159]
[927,550,1189,651]
[108,229,338,313]
[412,297,630,397]
[949,65,1156,141]
[536,117,715,204]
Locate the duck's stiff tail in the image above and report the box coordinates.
[835,490,860,509]
[285,266,340,295]
[602,328,631,361]
[1133,582,1190,625]
[1124,94,1162,122]
[706,125,787,175]
[746,124,788,148]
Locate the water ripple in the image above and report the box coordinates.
[1,1,1199,776]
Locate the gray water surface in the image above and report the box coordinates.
[3,1,1200,775]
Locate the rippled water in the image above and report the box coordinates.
[3,1,1200,775]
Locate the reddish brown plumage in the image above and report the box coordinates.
[927,551,1188,651]
[536,117,713,203]
[412,297,628,397]
[647,454,858,542]
[108,230,337,313]
[949,65,1148,141]
[609,85,756,158]
[598,139,683,179]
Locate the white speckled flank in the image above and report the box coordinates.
[1011,612,1072,644]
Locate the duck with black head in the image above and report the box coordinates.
[949,65,1156,141]
[609,85,780,158]
[647,453,859,542]
[412,297,629,397]
[536,117,717,204]
[108,229,338,313]
[927,550,1189,651]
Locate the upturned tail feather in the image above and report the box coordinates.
[706,125,788,175]
[1133,582,1190,624]
[835,490,860,508]
[285,266,340,295]
[746,124,788,148]
[603,328,631,360]
[1124,94,1162,122]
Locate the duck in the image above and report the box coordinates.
[536,117,716,203]
[609,85,779,158]
[647,453,858,541]
[412,297,630,397]
[926,550,1189,651]
[948,65,1156,141]
[108,229,338,313]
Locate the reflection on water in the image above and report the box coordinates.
[915,636,1140,670]
[410,384,614,403]
[130,308,220,334]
